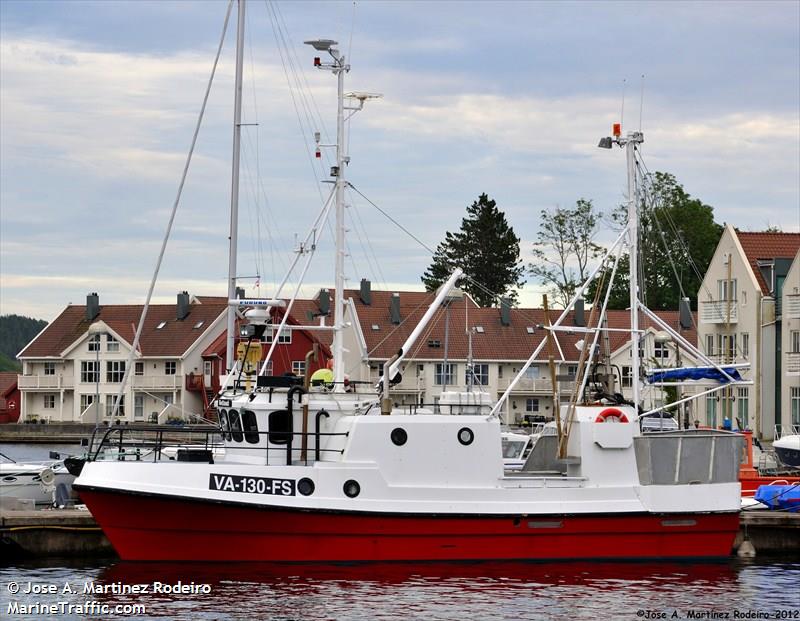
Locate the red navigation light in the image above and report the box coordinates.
[613,123,621,137]
[315,150,321,159]
[314,57,321,67]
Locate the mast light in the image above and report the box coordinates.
[613,123,622,137]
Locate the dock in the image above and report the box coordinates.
[2,507,796,560]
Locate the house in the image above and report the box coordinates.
[781,250,800,430]
[696,226,800,439]
[0,372,20,423]
[16,292,228,424]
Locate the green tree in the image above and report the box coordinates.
[422,193,525,306]
[529,199,603,308]
[0,314,48,371]
[590,172,723,310]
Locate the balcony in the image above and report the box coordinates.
[497,377,555,394]
[786,294,800,319]
[17,374,74,390]
[787,352,800,375]
[700,300,738,324]
[130,374,182,390]
[368,372,426,393]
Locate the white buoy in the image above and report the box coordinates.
[737,538,756,558]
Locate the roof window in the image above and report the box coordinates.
[526,326,535,334]
[371,324,380,331]
[193,320,204,329]
[427,339,441,348]
[156,321,167,330]
[475,326,485,333]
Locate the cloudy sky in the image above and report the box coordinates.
[1,0,798,322]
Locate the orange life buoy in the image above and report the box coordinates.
[595,407,629,423]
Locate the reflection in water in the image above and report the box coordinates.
[2,559,798,620]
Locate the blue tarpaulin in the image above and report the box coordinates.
[646,367,743,384]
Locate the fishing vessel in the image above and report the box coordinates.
[74,0,745,562]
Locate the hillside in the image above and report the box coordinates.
[0,314,48,371]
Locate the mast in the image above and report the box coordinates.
[332,46,347,392]
[625,130,643,409]
[226,0,246,372]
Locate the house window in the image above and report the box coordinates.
[80,394,95,413]
[717,278,737,301]
[741,333,749,358]
[263,360,273,376]
[291,361,305,376]
[435,363,455,386]
[106,361,126,383]
[105,394,125,417]
[524,366,540,379]
[498,365,503,379]
[88,334,100,352]
[792,387,800,426]
[43,362,56,376]
[43,394,55,409]
[705,334,714,357]
[791,331,800,354]
[621,366,632,388]
[165,361,177,375]
[653,342,668,359]
[466,363,489,386]
[135,362,144,376]
[706,396,717,428]
[134,395,144,420]
[566,365,578,378]
[106,334,120,352]
[736,387,749,424]
[525,398,539,413]
[81,361,99,384]
[265,328,291,344]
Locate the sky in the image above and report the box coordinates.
[1,0,799,322]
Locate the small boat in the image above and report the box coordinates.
[0,452,76,506]
[773,434,800,468]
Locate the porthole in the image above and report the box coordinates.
[343,479,361,498]
[457,427,474,446]
[390,427,407,446]
[297,478,315,496]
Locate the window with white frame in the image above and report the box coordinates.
[81,361,99,384]
[263,360,273,376]
[737,387,749,423]
[105,394,125,417]
[466,363,489,386]
[524,366,540,379]
[653,342,669,359]
[165,361,177,375]
[135,362,144,376]
[435,363,456,386]
[43,362,56,376]
[525,398,539,413]
[741,333,749,358]
[717,278,737,301]
[566,365,578,378]
[291,360,305,376]
[705,334,714,356]
[106,334,120,352]
[88,334,100,352]
[706,396,717,428]
[80,394,95,413]
[106,360,126,383]
[43,394,55,409]
[791,330,800,353]
[621,366,632,388]
[134,395,144,420]
[792,387,800,425]
[265,328,291,344]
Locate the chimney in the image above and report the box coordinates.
[500,297,511,326]
[390,293,401,324]
[679,297,692,330]
[177,291,190,320]
[318,289,330,316]
[574,298,585,327]
[235,287,245,300]
[360,278,371,305]
[86,293,100,321]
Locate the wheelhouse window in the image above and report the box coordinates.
[218,409,231,441]
[435,363,455,386]
[106,361,126,383]
[81,361,99,384]
[165,361,177,375]
[242,410,259,444]
[228,410,243,442]
[466,363,489,386]
[106,334,120,352]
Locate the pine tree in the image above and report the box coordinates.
[421,194,525,307]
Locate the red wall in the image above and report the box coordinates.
[0,387,21,423]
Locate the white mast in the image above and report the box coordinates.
[624,130,643,409]
[226,0,246,372]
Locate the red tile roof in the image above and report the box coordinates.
[0,372,17,397]
[736,231,800,294]
[19,300,228,358]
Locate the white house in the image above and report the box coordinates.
[781,250,800,431]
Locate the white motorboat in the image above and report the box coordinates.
[773,434,800,468]
[0,453,75,505]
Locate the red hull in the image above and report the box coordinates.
[77,487,739,562]
[740,475,800,497]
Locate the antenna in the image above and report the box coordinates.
[620,78,627,132]
[639,74,645,132]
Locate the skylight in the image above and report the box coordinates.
[526,326,535,334]
[156,321,167,330]
[475,326,485,333]
[371,324,380,331]
[193,321,204,329]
